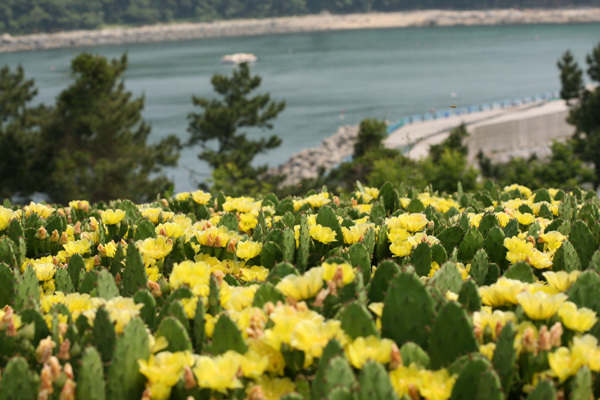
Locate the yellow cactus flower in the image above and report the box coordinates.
[538,231,566,253]
[193,352,243,392]
[236,241,262,260]
[223,196,260,213]
[290,319,348,364]
[191,190,211,205]
[155,222,186,239]
[494,212,512,227]
[342,224,371,245]
[322,262,355,286]
[516,291,567,320]
[220,283,258,311]
[389,364,423,398]
[105,297,144,333]
[472,306,516,340]
[138,236,174,265]
[479,278,526,307]
[571,335,600,371]
[32,263,56,282]
[528,249,553,270]
[180,298,198,319]
[504,237,534,264]
[138,351,194,400]
[63,293,94,320]
[239,213,259,232]
[503,184,532,198]
[479,342,496,360]
[386,213,429,232]
[418,368,456,400]
[63,239,92,257]
[101,209,126,225]
[345,336,395,369]
[276,267,324,301]
[390,241,413,258]
[542,271,581,292]
[246,375,296,400]
[140,207,174,224]
[368,302,384,317]
[548,347,583,383]
[0,206,15,231]
[68,200,90,212]
[306,193,331,208]
[23,202,55,218]
[558,302,597,333]
[513,210,535,225]
[309,224,336,244]
[240,266,269,282]
[170,261,211,296]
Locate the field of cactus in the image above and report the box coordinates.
[1,181,600,400]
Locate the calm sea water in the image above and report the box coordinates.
[1,23,599,192]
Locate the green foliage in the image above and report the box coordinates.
[354,118,387,158]
[560,42,600,187]
[0,356,39,400]
[0,65,49,201]
[187,63,285,196]
[39,53,179,204]
[77,347,106,400]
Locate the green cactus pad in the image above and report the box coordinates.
[96,269,120,299]
[525,380,556,400]
[437,226,465,254]
[122,244,148,296]
[457,227,484,263]
[458,279,481,312]
[503,262,536,283]
[399,342,430,368]
[156,316,193,352]
[312,339,345,400]
[428,301,478,369]
[358,361,399,400]
[349,243,372,284]
[93,306,117,363]
[492,322,517,394]
[0,262,14,307]
[14,265,39,311]
[410,242,432,277]
[0,356,38,400]
[133,289,157,330]
[77,347,106,400]
[484,226,508,269]
[253,282,286,308]
[569,220,597,268]
[107,318,150,400]
[210,314,248,355]
[430,262,463,295]
[449,357,502,400]
[339,302,378,339]
[381,272,435,350]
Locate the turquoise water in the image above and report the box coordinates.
[1,23,599,191]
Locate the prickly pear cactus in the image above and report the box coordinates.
[399,342,430,368]
[381,272,435,350]
[457,227,484,263]
[525,380,556,400]
[450,357,503,400]
[411,242,432,277]
[210,314,247,355]
[339,302,378,339]
[96,269,119,299]
[107,317,150,400]
[0,262,14,307]
[430,262,463,295]
[312,340,345,400]
[349,243,371,284]
[368,260,400,303]
[553,240,581,272]
[297,213,310,273]
[77,347,106,400]
[14,265,39,311]
[156,316,193,352]
[317,205,344,248]
[570,220,597,269]
[0,356,38,400]
[569,365,592,400]
[428,301,478,369]
[491,322,517,394]
[358,361,399,400]
[93,306,116,363]
[122,244,148,296]
[457,279,481,312]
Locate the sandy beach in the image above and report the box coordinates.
[1,8,600,53]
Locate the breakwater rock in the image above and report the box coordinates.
[267,124,359,187]
[2,8,600,54]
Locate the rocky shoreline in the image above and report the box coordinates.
[2,8,600,54]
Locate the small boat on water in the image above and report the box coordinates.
[220,53,257,65]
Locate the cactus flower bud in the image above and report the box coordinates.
[40,363,53,397]
[184,365,196,389]
[247,385,265,400]
[58,379,76,400]
[73,222,81,235]
[522,327,537,354]
[59,232,69,245]
[538,326,551,352]
[36,336,56,364]
[390,343,402,370]
[36,226,48,240]
[58,339,71,360]
[50,229,60,242]
[226,239,237,254]
[63,363,74,380]
[147,281,162,298]
[550,322,563,348]
[49,356,61,382]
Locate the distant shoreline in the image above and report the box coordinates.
[1,8,600,54]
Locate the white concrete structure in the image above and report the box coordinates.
[385,100,572,164]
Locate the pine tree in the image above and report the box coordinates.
[41,53,180,204]
[187,62,286,196]
[559,42,600,188]
[0,65,49,200]
[557,50,584,103]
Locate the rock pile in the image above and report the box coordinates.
[267,124,359,187]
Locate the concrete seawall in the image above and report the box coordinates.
[271,99,574,186]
